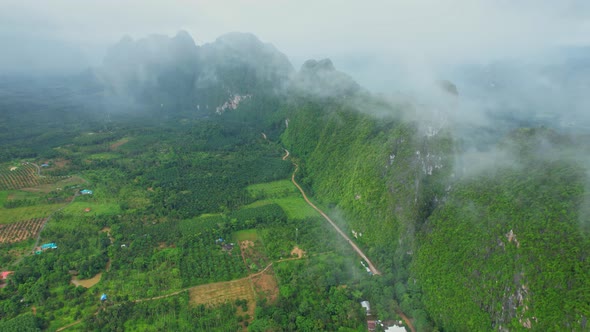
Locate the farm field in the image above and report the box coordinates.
[246,179,296,199]
[20,176,85,194]
[0,218,47,243]
[189,277,255,311]
[245,180,318,219]
[272,196,318,219]
[0,163,68,190]
[188,265,279,329]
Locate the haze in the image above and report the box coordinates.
[2,0,590,77]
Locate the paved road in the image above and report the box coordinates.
[286,152,416,332]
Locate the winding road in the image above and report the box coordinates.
[284,149,416,332]
[284,150,381,275]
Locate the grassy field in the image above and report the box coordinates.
[87,152,120,161]
[3,190,39,200]
[0,203,66,224]
[243,197,317,219]
[0,191,7,205]
[62,201,121,217]
[233,229,258,242]
[273,197,318,219]
[244,179,318,220]
[246,180,297,199]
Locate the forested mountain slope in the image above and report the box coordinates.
[281,63,590,330]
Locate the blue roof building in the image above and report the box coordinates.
[80,189,93,195]
[100,293,107,301]
[41,243,57,250]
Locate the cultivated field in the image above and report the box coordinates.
[0,164,55,190]
[0,201,70,224]
[20,176,85,194]
[273,197,318,219]
[245,180,317,219]
[246,180,297,199]
[189,278,255,312]
[0,218,47,243]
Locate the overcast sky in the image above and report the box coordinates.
[2,0,590,83]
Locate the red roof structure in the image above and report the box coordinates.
[1,271,13,279]
[367,320,377,331]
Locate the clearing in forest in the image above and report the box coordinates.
[62,201,121,217]
[290,246,306,259]
[188,265,280,328]
[70,273,102,288]
[236,231,270,272]
[233,229,258,242]
[251,266,279,303]
[189,278,256,315]
[110,138,130,150]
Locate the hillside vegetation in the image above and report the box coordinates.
[282,93,590,330]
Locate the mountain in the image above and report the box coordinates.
[291,58,361,98]
[97,31,294,114]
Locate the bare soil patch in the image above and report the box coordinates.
[52,159,70,169]
[110,138,129,150]
[101,227,114,244]
[290,246,305,258]
[251,267,279,304]
[71,272,102,288]
[158,242,175,249]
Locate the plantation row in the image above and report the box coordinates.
[0,218,47,243]
[0,164,48,190]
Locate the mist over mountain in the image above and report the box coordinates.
[96,31,293,113]
[0,27,589,331]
